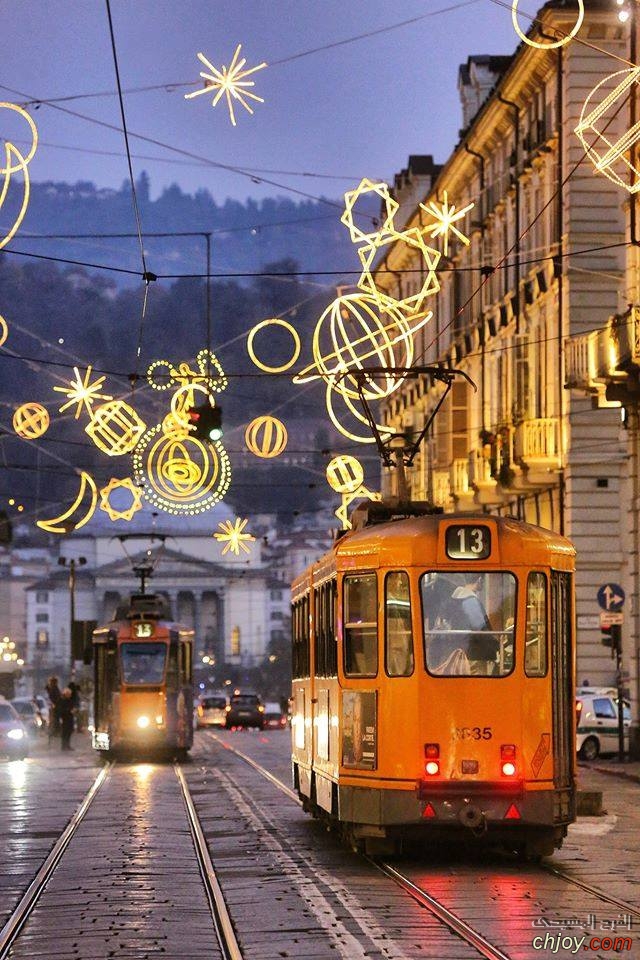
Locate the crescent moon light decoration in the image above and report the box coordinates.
[36,471,98,534]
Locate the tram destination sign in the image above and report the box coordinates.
[445,524,491,560]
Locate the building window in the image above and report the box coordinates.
[230,625,241,657]
[36,630,49,649]
[270,589,282,601]
[36,591,49,603]
[270,610,283,621]
[36,613,49,623]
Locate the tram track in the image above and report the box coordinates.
[208,732,640,959]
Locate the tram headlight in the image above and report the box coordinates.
[137,715,150,729]
[7,728,24,740]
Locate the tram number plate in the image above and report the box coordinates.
[455,726,493,741]
[446,524,491,560]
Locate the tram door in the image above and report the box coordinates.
[550,571,574,794]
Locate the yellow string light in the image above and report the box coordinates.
[53,365,113,420]
[511,0,583,48]
[420,191,474,258]
[341,178,399,245]
[147,349,227,394]
[13,402,50,439]
[99,477,143,522]
[36,471,97,534]
[244,416,288,458]
[575,67,640,193]
[213,517,256,555]
[184,46,267,126]
[247,318,301,373]
[85,400,146,456]
[133,425,231,515]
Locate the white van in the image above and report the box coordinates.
[576,687,631,760]
[195,693,228,728]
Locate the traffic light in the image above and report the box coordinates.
[187,402,223,442]
[601,622,622,654]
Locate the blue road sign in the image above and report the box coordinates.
[597,583,625,612]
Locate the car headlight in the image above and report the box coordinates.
[137,716,150,729]
[7,728,24,740]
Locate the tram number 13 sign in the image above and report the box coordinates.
[446,524,491,560]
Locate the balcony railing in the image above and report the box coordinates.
[514,418,560,464]
[451,458,470,496]
[565,331,598,389]
[432,470,451,507]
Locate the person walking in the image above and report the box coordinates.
[56,688,75,751]
[68,678,81,731]
[45,675,61,745]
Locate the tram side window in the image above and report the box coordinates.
[179,641,192,685]
[314,582,337,678]
[385,571,414,677]
[292,596,310,679]
[327,580,338,676]
[344,573,378,677]
[525,572,547,677]
[314,587,325,677]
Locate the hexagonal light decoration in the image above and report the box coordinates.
[341,178,399,245]
[356,227,441,316]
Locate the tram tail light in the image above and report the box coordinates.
[501,743,516,777]
[424,743,440,775]
[422,802,436,818]
[504,803,521,820]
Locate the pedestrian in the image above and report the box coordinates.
[68,678,82,731]
[56,688,75,751]
[45,675,61,745]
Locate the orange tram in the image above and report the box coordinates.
[291,503,576,857]
[91,593,194,759]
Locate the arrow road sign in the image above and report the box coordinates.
[597,583,625,612]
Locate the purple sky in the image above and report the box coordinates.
[2,0,518,205]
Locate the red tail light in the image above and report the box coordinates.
[504,803,521,819]
[501,744,516,777]
[422,802,436,818]
[424,743,439,759]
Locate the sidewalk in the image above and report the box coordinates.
[579,756,640,784]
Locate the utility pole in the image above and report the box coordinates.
[58,556,86,672]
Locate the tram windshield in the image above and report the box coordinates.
[120,642,167,685]
[421,571,516,677]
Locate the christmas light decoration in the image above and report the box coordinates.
[335,486,382,530]
[99,477,143,522]
[244,416,288,458]
[184,46,267,126]
[161,412,190,440]
[213,517,256,556]
[326,455,365,493]
[0,103,38,252]
[324,379,397,444]
[0,316,8,347]
[147,349,227,395]
[511,0,583,48]
[54,366,112,420]
[420,191,474,257]
[13,402,50,439]
[575,67,640,193]
[341,179,399,245]
[357,228,441,313]
[133,425,231,515]
[85,400,146,456]
[247,318,301,373]
[294,293,430,400]
[170,382,211,428]
[36,471,97,533]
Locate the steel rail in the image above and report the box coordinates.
[0,762,112,959]
[207,731,300,804]
[372,860,512,960]
[174,764,244,960]
[542,863,640,920]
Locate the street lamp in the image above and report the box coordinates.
[58,556,86,671]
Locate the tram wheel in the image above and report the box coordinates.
[578,736,600,761]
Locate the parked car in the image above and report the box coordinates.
[0,701,29,759]
[576,687,631,760]
[195,693,228,728]
[263,701,287,729]
[226,693,264,730]
[11,698,45,737]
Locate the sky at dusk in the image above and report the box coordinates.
[2,0,519,206]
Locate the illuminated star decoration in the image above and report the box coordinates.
[213,517,256,556]
[53,366,113,420]
[420,191,474,257]
[99,477,143,522]
[184,46,267,126]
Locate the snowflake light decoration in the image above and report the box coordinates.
[184,46,267,126]
[99,477,143,522]
[420,191,474,257]
[213,517,256,556]
[53,366,112,420]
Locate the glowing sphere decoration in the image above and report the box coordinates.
[326,455,365,494]
[133,425,231,516]
[575,67,640,194]
[13,402,50,439]
[247,318,301,373]
[244,416,288,459]
[86,400,146,456]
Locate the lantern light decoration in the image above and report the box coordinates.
[575,67,640,193]
[420,191,474,258]
[247,318,301,373]
[184,46,267,126]
[133,424,231,515]
[85,400,147,457]
[13,402,50,439]
[99,477,143,522]
[213,517,256,556]
[36,471,98,533]
[326,455,365,494]
[511,0,583,48]
[244,415,288,458]
[0,102,38,252]
[53,366,113,420]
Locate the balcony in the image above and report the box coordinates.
[432,470,451,508]
[513,417,561,483]
[450,458,475,510]
[468,448,501,504]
